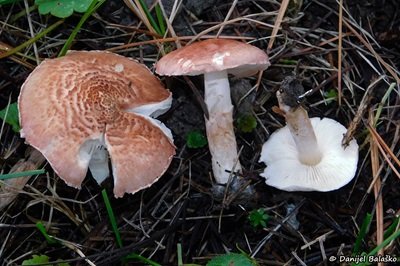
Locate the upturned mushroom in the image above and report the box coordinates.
[259,76,359,191]
[155,39,270,184]
[18,51,175,197]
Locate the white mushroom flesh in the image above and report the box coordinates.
[204,70,241,184]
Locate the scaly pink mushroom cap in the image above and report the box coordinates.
[18,51,175,197]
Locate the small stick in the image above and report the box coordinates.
[268,0,290,51]
[183,76,209,119]
[368,109,384,263]
[342,75,384,147]
[301,230,334,250]
[216,0,239,37]
[337,0,344,105]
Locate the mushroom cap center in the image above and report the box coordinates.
[80,74,131,124]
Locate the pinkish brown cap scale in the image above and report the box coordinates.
[18,50,176,198]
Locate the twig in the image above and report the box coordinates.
[343,18,400,84]
[368,109,384,263]
[301,230,334,250]
[216,0,238,37]
[107,35,253,52]
[183,76,209,119]
[291,251,307,266]
[0,19,64,59]
[157,0,181,50]
[342,75,383,147]
[268,0,289,51]
[337,0,343,105]
[367,125,400,179]
[23,0,39,65]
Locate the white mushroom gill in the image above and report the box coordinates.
[126,93,172,118]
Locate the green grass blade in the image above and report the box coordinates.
[155,4,165,35]
[0,19,64,59]
[58,0,106,57]
[367,229,400,256]
[352,212,372,255]
[0,169,46,180]
[10,5,37,23]
[35,221,58,245]
[138,0,162,35]
[278,59,298,65]
[102,190,161,265]
[373,82,396,126]
[0,0,23,5]
[177,243,183,266]
[355,229,400,266]
[383,216,399,239]
[101,189,123,248]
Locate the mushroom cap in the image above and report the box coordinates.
[18,50,175,197]
[259,117,359,192]
[155,39,270,77]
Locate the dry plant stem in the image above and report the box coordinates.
[268,0,289,51]
[107,35,253,52]
[157,0,181,49]
[277,92,322,165]
[367,125,400,177]
[0,149,45,210]
[369,110,384,261]
[216,0,238,37]
[342,18,400,83]
[23,0,39,65]
[204,71,241,184]
[337,0,343,105]
[188,15,275,44]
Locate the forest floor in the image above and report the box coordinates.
[0,0,399,265]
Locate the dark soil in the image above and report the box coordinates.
[0,0,399,265]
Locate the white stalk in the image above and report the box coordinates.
[203,71,242,184]
[277,91,322,165]
[80,139,110,184]
[89,146,110,184]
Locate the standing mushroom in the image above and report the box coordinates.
[155,39,270,184]
[18,51,176,198]
[259,76,359,191]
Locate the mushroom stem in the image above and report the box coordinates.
[203,70,242,184]
[277,91,322,165]
[88,146,110,184]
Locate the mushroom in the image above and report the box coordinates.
[259,76,359,191]
[18,50,176,198]
[155,39,269,184]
